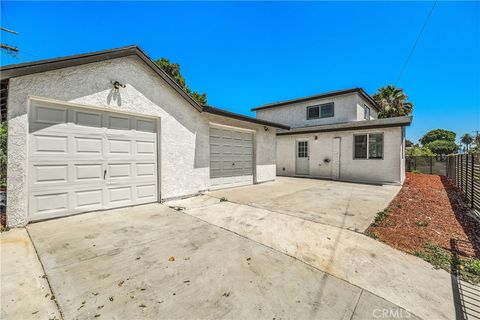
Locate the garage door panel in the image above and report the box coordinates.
[136,184,156,200]
[136,140,155,155]
[136,163,156,177]
[74,110,102,128]
[75,164,103,181]
[210,125,254,189]
[108,163,132,179]
[75,137,102,154]
[33,135,68,154]
[28,103,158,220]
[34,106,67,125]
[75,189,103,208]
[108,186,133,203]
[108,115,131,130]
[31,192,69,214]
[33,165,68,184]
[137,119,156,133]
[108,139,132,155]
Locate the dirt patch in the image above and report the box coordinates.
[367,173,480,258]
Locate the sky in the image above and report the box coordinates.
[1,1,478,143]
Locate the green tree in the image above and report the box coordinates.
[405,139,414,148]
[372,85,413,118]
[420,129,456,145]
[154,58,207,106]
[460,133,474,152]
[406,146,435,157]
[424,140,458,155]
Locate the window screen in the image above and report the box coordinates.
[369,133,383,159]
[307,106,319,119]
[321,103,334,118]
[354,135,368,159]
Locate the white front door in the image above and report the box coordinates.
[209,125,254,189]
[296,140,309,175]
[28,101,158,221]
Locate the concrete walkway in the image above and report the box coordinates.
[207,177,400,232]
[0,228,61,320]
[25,204,418,320]
[166,194,460,320]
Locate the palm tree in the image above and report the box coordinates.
[372,85,413,118]
[461,133,474,153]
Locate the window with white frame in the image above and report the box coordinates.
[307,102,334,120]
[354,133,384,159]
[364,104,371,120]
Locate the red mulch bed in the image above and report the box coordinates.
[367,172,480,258]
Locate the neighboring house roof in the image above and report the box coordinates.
[251,88,381,112]
[0,45,203,112]
[276,116,412,136]
[203,106,290,130]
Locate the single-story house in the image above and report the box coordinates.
[0,45,289,227]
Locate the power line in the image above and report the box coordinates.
[395,1,437,85]
[0,27,18,35]
[1,26,19,56]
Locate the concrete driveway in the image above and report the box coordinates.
[20,203,417,320]
[207,177,401,232]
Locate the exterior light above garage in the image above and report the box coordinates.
[111,80,126,90]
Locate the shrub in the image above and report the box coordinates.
[415,221,428,227]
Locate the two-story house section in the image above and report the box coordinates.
[252,88,412,185]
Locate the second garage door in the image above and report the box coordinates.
[28,101,158,221]
[209,125,254,189]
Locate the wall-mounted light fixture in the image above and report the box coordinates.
[111,80,126,90]
[264,126,269,131]
[315,135,318,140]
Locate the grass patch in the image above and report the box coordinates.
[364,230,379,240]
[219,197,228,202]
[415,220,429,227]
[411,170,422,174]
[0,226,10,233]
[415,243,480,284]
[371,210,389,227]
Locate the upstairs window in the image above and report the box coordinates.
[307,106,320,119]
[364,104,371,120]
[306,102,334,120]
[354,133,384,159]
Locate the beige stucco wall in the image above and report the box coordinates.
[356,94,378,120]
[256,93,358,128]
[6,56,276,226]
[276,127,404,185]
[256,92,380,128]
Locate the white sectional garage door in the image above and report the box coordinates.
[209,125,253,189]
[28,102,158,221]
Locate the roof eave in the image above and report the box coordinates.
[277,116,412,136]
[203,106,290,130]
[0,45,203,112]
[251,88,381,113]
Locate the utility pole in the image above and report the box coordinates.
[0,26,18,55]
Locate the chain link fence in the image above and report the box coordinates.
[406,156,446,175]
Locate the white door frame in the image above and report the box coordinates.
[295,138,309,175]
[332,137,341,180]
